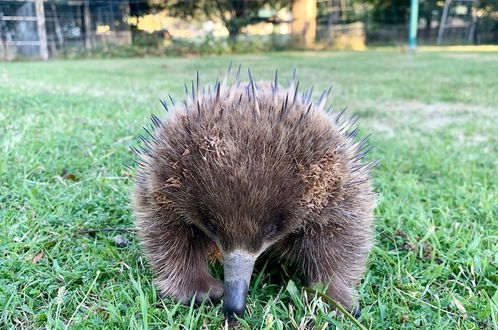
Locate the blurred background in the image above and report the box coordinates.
[1,1,497,329]
[1,0,497,60]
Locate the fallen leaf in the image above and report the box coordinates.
[114,234,129,247]
[57,286,65,303]
[63,173,78,181]
[32,251,44,263]
[116,261,130,273]
[405,241,417,253]
[421,241,433,260]
[61,168,79,181]
[452,295,467,316]
[395,229,407,238]
[400,314,410,323]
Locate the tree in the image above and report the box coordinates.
[151,0,292,38]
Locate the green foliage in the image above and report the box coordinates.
[152,0,291,36]
[57,34,294,59]
[357,0,498,27]
[358,0,410,24]
[1,50,497,328]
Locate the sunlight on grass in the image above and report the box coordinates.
[421,45,498,52]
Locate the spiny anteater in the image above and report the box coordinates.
[131,65,377,322]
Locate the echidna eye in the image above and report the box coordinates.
[199,211,217,234]
[264,211,286,237]
[262,223,276,236]
[205,220,218,234]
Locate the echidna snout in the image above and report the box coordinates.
[132,66,376,322]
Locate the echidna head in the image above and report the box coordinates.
[172,117,314,319]
[187,159,304,253]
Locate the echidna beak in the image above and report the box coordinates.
[222,250,256,323]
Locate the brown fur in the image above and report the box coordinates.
[132,69,376,310]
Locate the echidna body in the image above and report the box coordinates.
[132,67,376,321]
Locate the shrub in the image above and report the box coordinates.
[57,33,294,59]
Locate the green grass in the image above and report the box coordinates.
[1,50,497,329]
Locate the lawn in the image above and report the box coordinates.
[1,50,497,329]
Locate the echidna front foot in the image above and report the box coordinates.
[273,221,371,314]
[323,278,356,313]
[157,274,223,305]
[193,276,224,305]
[136,212,223,307]
[352,303,362,318]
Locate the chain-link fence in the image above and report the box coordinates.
[0,0,143,60]
[316,0,498,47]
[1,0,497,60]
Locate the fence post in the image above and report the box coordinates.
[408,0,419,50]
[84,0,93,49]
[292,0,317,48]
[437,0,451,45]
[35,0,48,59]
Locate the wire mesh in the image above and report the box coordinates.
[0,0,497,59]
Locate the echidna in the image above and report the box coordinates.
[131,66,377,322]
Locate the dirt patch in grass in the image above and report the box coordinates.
[358,100,496,138]
[441,53,498,62]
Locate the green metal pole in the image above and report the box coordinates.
[408,0,419,49]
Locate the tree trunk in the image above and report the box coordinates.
[226,16,244,39]
[227,24,240,39]
[424,13,431,39]
[292,0,317,48]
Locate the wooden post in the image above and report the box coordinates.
[468,0,479,44]
[292,0,317,48]
[35,0,48,59]
[83,0,93,49]
[437,0,451,45]
[0,12,8,60]
[120,0,132,44]
[51,2,64,49]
